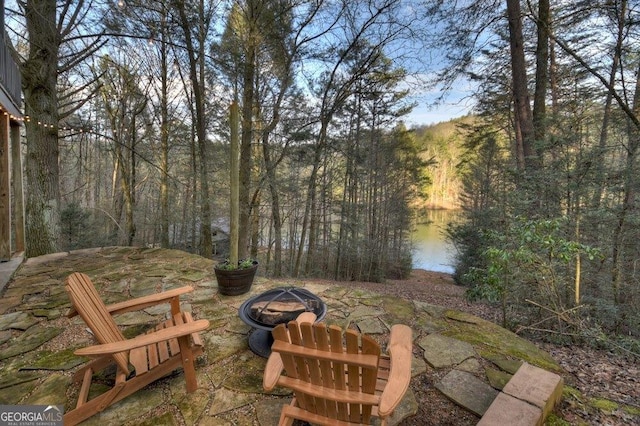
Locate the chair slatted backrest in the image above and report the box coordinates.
[65,272,129,372]
[272,320,382,424]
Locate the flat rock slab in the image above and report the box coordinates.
[0,326,62,360]
[486,354,523,374]
[175,388,210,425]
[436,369,499,416]
[0,330,11,345]
[19,349,86,371]
[0,312,38,331]
[356,317,387,334]
[80,384,164,426]
[477,392,542,426]
[0,370,42,405]
[419,334,476,368]
[486,367,512,390]
[457,357,482,373]
[256,399,289,426]
[381,389,419,426]
[209,388,255,415]
[23,373,70,405]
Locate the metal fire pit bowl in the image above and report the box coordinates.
[238,287,327,357]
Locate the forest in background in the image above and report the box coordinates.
[429,1,640,354]
[4,1,640,353]
[8,0,435,283]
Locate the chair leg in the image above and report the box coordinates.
[64,380,127,426]
[278,410,295,426]
[177,335,197,392]
[65,357,184,425]
[75,368,93,409]
[277,397,296,426]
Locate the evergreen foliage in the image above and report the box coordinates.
[418,0,640,352]
[59,202,90,251]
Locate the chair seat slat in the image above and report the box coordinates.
[265,316,412,426]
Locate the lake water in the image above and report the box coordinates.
[411,210,459,274]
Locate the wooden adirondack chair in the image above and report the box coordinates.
[63,272,210,426]
[263,313,413,426]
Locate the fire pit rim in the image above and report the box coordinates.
[238,286,327,331]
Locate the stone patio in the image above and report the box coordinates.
[0,247,564,425]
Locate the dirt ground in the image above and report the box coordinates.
[332,269,639,425]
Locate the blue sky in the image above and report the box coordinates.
[403,78,477,127]
[404,97,474,127]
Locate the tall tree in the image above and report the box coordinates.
[16,0,105,256]
[172,0,216,257]
[591,0,628,208]
[216,0,295,262]
[294,0,417,276]
[334,49,416,281]
[532,0,550,150]
[506,0,536,171]
[96,55,149,245]
[22,0,60,256]
[107,0,179,248]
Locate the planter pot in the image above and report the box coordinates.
[214,261,258,296]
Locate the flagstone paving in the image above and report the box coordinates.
[0,247,564,425]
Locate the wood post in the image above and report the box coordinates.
[0,114,10,260]
[11,121,24,253]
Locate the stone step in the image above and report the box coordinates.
[478,362,563,426]
[477,392,542,425]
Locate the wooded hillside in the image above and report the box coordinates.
[8,0,432,283]
[5,1,640,350]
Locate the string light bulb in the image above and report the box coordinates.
[117,0,125,8]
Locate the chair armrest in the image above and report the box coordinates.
[105,285,194,315]
[67,286,194,318]
[263,352,284,391]
[74,319,209,356]
[378,324,413,417]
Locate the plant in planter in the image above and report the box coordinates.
[215,101,258,296]
[216,258,256,271]
[214,258,259,296]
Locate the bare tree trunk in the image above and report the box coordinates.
[112,144,124,240]
[229,101,240,266]
[159,31,170,248]
[506,0,536,171]
[511,106,525,170]
[23,0,60,256]
[532,0,549,148]
[250,188,260,259]
[174,0,212,257]
[262,133,283,276]
[294,120,328,277]
[120,156,135,245]
[611,59,640,307]
[189,125,197,251]
[239,30,256,261]
[126,121,136,245]
[549,37,559,114]
[593,0,627,208]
